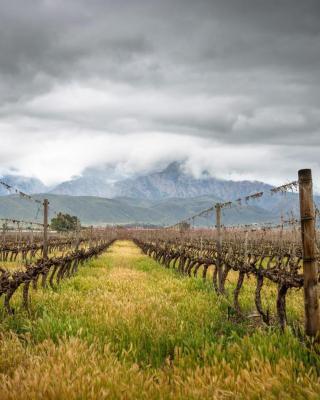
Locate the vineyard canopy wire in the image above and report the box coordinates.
[168,180,300,229]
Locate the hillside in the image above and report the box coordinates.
[0,193,276,226]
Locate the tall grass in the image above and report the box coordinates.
[0,240,319,399]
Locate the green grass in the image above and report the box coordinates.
[0,240,319,399]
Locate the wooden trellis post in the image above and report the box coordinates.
[2,222,6,246]
[17,222,22,245]
[90,225,93,248]
[298,169,320,338]
[74,219,82,251]
[215,203,223,293]
[43,199,49,259]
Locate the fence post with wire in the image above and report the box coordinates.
[43,198,49,259]
[298,169,320,338]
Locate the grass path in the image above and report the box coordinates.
[0,240,319,399]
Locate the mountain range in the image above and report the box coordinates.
[0,162,308,226]
[0,174,47,196]
[1,162,274,200]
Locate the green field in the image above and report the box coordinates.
[0,241,319,399]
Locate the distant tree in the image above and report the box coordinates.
[1,222,8,232]
[50,213,80,232]
[178,221,190,232]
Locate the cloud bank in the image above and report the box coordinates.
[0,0,319,186]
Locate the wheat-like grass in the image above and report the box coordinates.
[0,240,319,399]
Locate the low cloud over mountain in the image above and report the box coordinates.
[0,162,307,226]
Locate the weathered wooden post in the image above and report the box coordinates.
[90,225,93,248]
[1,223,6,261]
[2,222,6,245]
[244,229,249,260]
[15,222,18,242]
[28,227,34,262]
[30,228,34,245]
[298,169,320,338]
[215,203,223,293]
[75,220,81,251]
[43,199,49,259]
[18,222,22,245]
[280,214,284,244]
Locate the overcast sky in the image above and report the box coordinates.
[0,0,319,186]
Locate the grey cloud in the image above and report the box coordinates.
[0,0,319,183]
